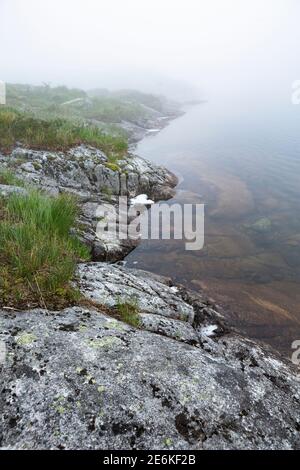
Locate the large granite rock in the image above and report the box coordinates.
[76,262,229,345]
[1,264,300,450]
[0,145,177,261]
[0,145,177,200]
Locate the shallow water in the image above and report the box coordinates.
[126,98,300,356]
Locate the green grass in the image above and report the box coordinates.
[0,168,24,187]
[0,107,128,157]
[6,83,165,124]
[115,297,140,327]
[6,84,86,110]
[82,97,149,123]
[2,83,174,155]
[0,189,90,309]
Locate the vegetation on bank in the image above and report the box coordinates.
[0,189,90,309]
[6,83,168,125]
[0,168,24,187]
[0,107,128,156]
[0,82,176,156]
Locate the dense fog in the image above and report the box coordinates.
[1,0,300,102]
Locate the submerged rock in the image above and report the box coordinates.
[245,217,273,234]
[1,264,300,450]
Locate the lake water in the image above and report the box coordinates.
[126,97,300,356]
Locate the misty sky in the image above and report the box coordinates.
[1,0,300,100]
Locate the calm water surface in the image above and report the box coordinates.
[126,98,300,355]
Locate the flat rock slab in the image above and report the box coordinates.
[77,262,195,323]
[1,306,300,449]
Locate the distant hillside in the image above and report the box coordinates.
[6,84,180,133]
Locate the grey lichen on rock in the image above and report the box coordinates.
[0,184,27,197]
[77,263,194,324]
[1,291,300,450]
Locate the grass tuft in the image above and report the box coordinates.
[115,297,140,327]
[0,168,24,187]
[0,189,90,309]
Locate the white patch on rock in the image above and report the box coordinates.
[201,325,218,337]
[130,194,155,206]
[170,286,179,293]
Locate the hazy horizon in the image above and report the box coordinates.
[1,0,300,103]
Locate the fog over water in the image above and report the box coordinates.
[1,0,300,102]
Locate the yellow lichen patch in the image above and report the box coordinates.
[79,324,88,332]
[106,319,126,332]
[52,396,68,415]
[88,336,124,350]
[15,331,37,346]
[164,438,173,447]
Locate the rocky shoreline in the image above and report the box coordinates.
[122,102,184,145]
[0,144,178,262]
[1,128,300,449]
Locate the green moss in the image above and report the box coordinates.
[105,162,120,172]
